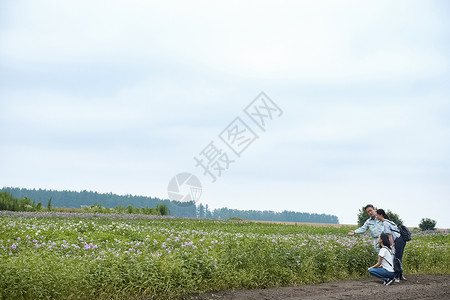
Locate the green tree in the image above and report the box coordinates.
[197,203,205,218]
[114,205,125,214]
[205,204,212,218]
[357,206,369,227]
[126,205,133,214]
[47,197,52,211]
[419,218,436,231]
[357,206,403,227]
[386,210,403,225]
[157,204,169,216]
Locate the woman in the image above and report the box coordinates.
[368,233,395,285]
[376,209,406,282]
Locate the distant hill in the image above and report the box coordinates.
[1,187,339,224]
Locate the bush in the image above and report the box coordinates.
[0,192,43,212]
[419,218,436,231]
[157,204,169,216]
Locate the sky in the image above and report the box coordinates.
[1,0,449,228]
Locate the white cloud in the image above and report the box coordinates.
[1,1,448,83]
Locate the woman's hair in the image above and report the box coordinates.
[380,233,391,247]
[376,209,390,220]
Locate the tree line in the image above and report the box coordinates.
[197,203,338,223]
[1,187,339,223]
[0,191,170,216]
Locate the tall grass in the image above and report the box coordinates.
[0,211,448,299]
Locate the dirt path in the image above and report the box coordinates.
[190,274,450,300]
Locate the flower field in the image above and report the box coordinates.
[1,211,449,299]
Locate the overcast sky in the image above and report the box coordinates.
[1,0,449,227]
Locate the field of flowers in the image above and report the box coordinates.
[1,211,449,299]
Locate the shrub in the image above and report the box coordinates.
[419,218,437,231]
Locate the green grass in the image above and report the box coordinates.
[1,211,449,299]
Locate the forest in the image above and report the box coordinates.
[0,187,338,223]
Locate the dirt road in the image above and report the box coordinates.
[191,274,450,300]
